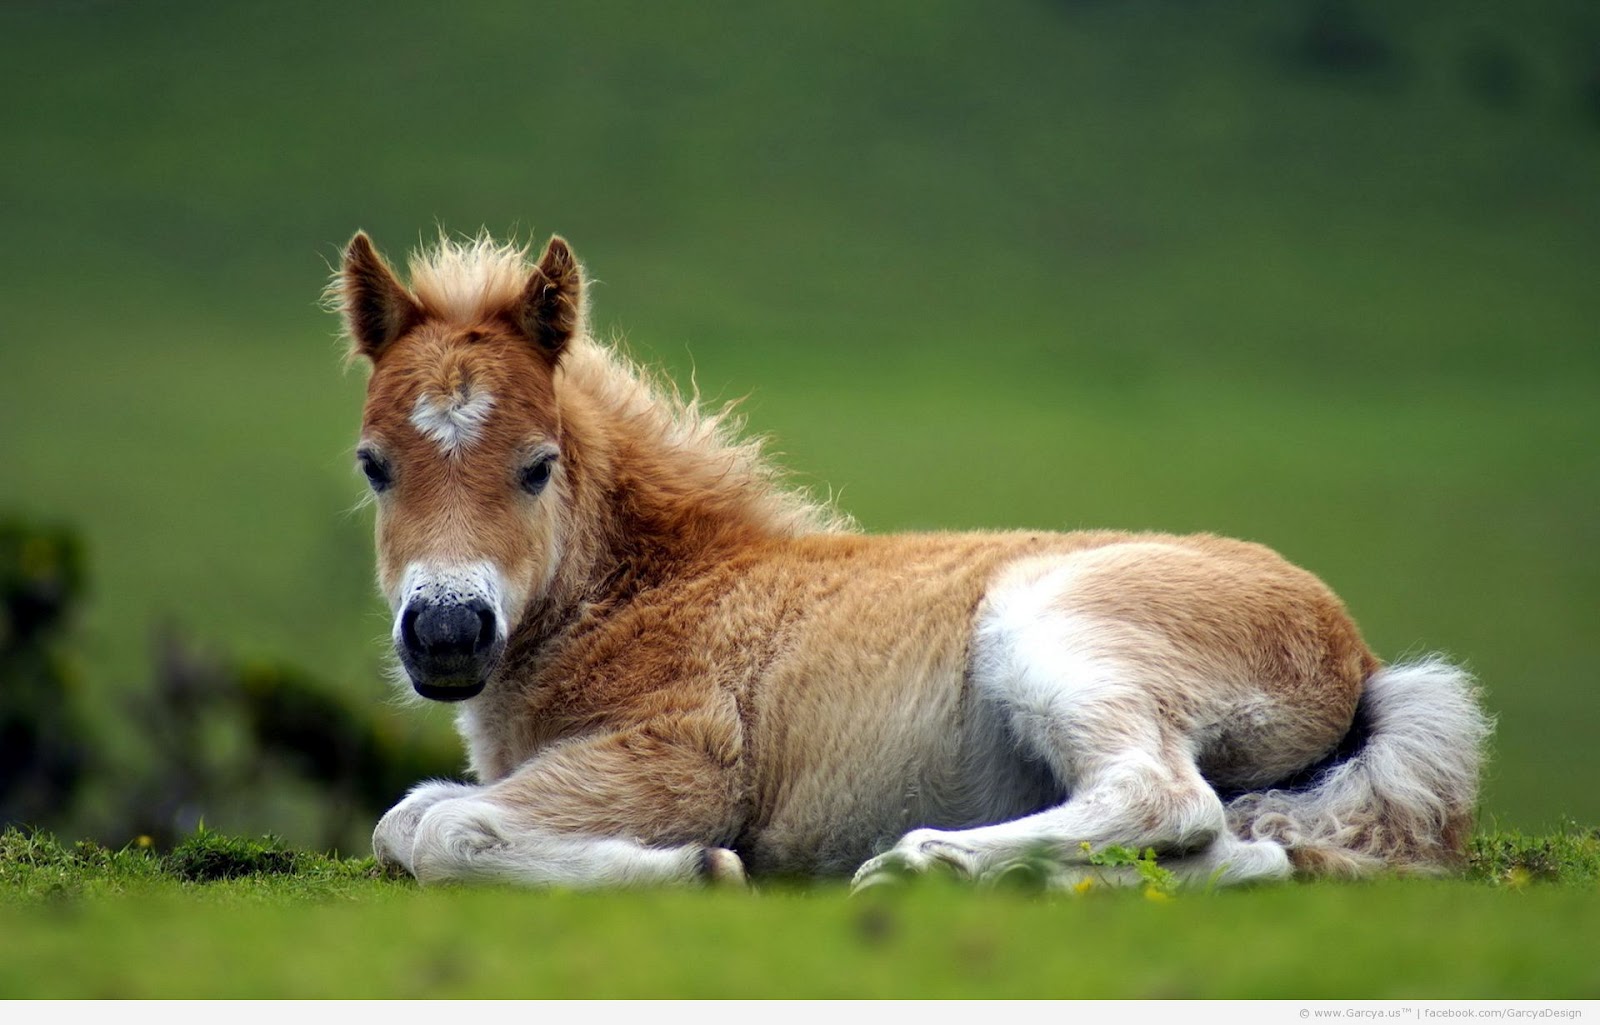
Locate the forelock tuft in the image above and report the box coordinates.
[408,232,533,324]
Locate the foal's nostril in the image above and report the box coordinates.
[473,605,496,655]
[400,604,422,652]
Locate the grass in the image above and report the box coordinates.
[0,827,376,903]
[1,826,1597,998]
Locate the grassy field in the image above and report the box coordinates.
[1,0,1596,850]
[1,827,1598,999]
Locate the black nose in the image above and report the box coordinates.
[398,598,500,700]
[403,600,495,660]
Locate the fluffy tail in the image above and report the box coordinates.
[1225,657,1494,876]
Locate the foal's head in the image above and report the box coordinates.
[336,233,583,701]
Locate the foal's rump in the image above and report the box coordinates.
[974,534,1375,784]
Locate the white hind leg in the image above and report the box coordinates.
[856,570,1275,890]
[1164,834,1291,886]
[1028,834,1292,892]
[853,748,1230,888]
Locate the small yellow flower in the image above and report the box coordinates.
[1144,887,1172,902]
[136,835,154,849]
[1072,877,1094,895]
[1505,866,1531,890]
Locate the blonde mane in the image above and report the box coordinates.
[558,336,854,537]
[395,233,853,538]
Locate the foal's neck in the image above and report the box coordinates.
[520,414,775,648]
[595,430,772,589]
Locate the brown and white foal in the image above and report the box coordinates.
[333,232,1490,889]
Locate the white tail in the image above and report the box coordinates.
[1225,657,1494,876]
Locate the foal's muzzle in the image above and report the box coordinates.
[397,597,504,701]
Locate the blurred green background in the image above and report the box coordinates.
[1,0,1596,847]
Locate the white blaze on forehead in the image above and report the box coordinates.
[410,387,496,456]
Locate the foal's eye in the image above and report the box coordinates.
[520,453,558,495]
[357,450,392,493]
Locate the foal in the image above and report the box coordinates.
[333,232,1490,888]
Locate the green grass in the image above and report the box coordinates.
[1,0,1597,843]
[2,827,1597,998]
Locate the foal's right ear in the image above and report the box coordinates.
[512,236,584,361]
[338,232,422,361]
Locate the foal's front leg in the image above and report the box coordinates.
[373,779,478,876]
[374,726,747,888]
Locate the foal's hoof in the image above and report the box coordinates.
[850,856,915,894]
[701,847,749,888]
[371,824,416,879]
[851,832,977,894]
[851,848,933,893]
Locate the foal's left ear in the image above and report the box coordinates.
[513,236,584,361]
[338,232,423,362]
